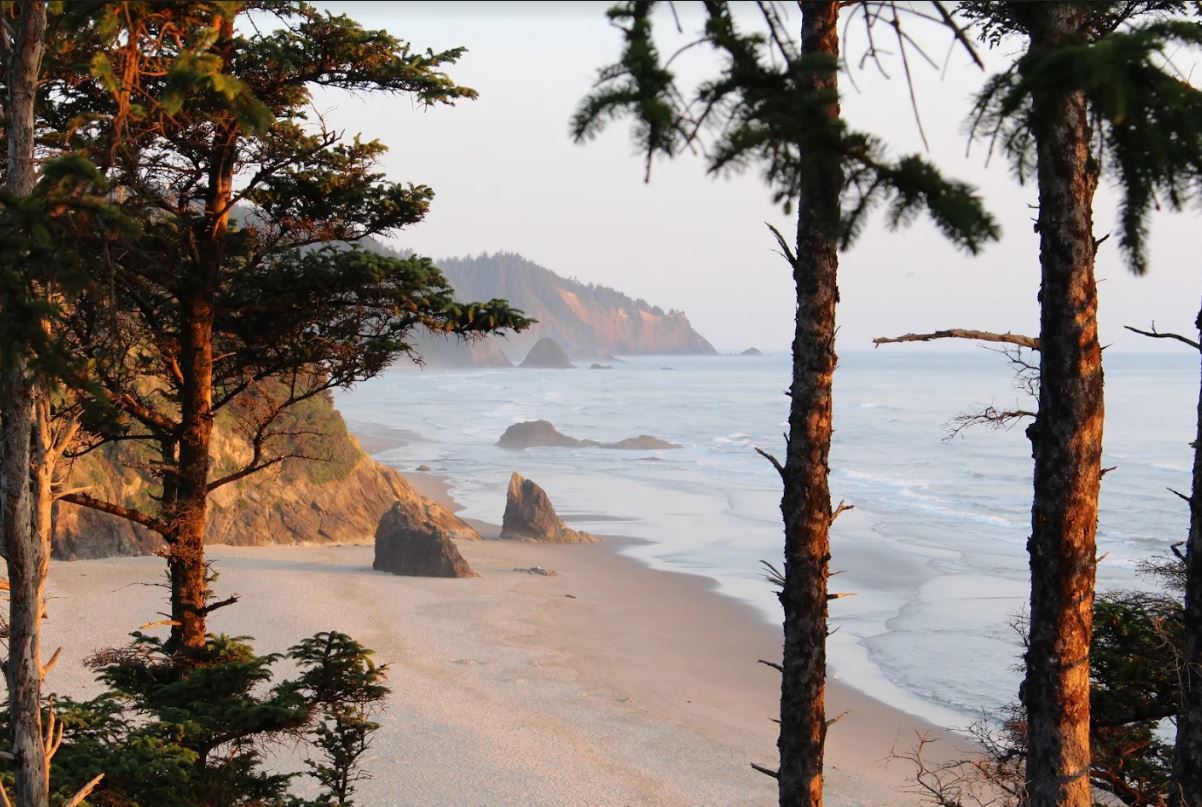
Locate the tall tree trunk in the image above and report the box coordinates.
[166,14,236,651]
[1171,299,1202,807]
[0,2,50,806]
[1021,5,1102,807]
[168,287,216,651]
[776,4,840,806]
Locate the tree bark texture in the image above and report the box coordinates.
[1171,299,1202,807]
[0,3,50,806]
[166,15,237,653]
[1022,5,1103,807]
[777,4,840,806]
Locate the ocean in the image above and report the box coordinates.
[333,349,1197,729]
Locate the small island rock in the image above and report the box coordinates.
[497,420,594,449]
[519,337,574,369]
[373,500,480,578]
[740,347,764,356]
[497,420,679,451]
[602,435,681,450]
[500,472,600,544]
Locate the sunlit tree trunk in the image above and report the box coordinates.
[1022,5,1102,806]
[776,4,840,805]
[166,16,236,653]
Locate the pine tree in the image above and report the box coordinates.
[574,3,997,804]
[957,4,1202,803]
[50,2,529,652]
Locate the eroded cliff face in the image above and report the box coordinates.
[395,252,715,366]
[52,393,460,560]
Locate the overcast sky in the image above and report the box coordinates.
[313,1,1201,354]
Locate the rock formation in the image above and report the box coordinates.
[589,363,613,370]
[373,501,477,578]
[500,472,599,543]
[740,347,764,356]
[430,252,716,357]
[496,420,680,451]
[52,392,472,559]
[519,337,573,369]
[603,435,680,450]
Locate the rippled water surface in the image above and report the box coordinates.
[334,349,1197,727]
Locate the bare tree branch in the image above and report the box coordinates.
[58,492,170,536]
[1124,323,1201,351]
[874,329,1040,350]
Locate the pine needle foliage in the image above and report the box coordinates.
[962,2,1202,274]
[572,0,1000,253]
[0,631,389,807]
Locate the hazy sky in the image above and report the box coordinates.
[313,1,1201,354]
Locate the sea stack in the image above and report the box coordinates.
[500,472,600,543]
[373,500,479,577]
[519,337,573,369]
[740,347,764,356]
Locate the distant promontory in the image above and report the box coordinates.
[367,248,715,366]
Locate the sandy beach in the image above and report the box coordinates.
[38,462,977,807]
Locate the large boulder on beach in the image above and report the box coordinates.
[500,472,600,544]
[373,499,481,578]
[519,337,573,369]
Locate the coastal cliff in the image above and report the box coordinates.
[52,392,453,560]
[384,250,714,365]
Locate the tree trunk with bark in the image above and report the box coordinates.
[1021,5,1103,807]
[776,4,841,806]
[167,111,235,653]
[1171,299,1202,807]
[0,2,50,805]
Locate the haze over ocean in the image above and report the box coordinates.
[336,349,1197,728]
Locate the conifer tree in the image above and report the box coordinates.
[50,2,528,652]
[574,3,997,804]
[950,5,1202,804]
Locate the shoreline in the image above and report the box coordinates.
[396,467,977,804]
[37,446,980,805]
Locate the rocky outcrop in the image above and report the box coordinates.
[740,347,764,356]
[603,435,680,450]
[496,420,680,451]
[52,392,471,559]
[589,363,613,370]
[497,420,587,449]
[373,501,477,578]
[519,337,573,369]
[430,252,717,357]
[499,473,599,544]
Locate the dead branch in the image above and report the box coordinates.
[201,594,240,615]
[830,499,853,525]
[946,406,1036,439]
[62,774,105,807]
[1124,323,1201,351]
[873,329,1040,351]
[757,658,784,672]
[754,446,785,479]
[750,762,780,780]
[40,647,61,680]
[58,492,170,535]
